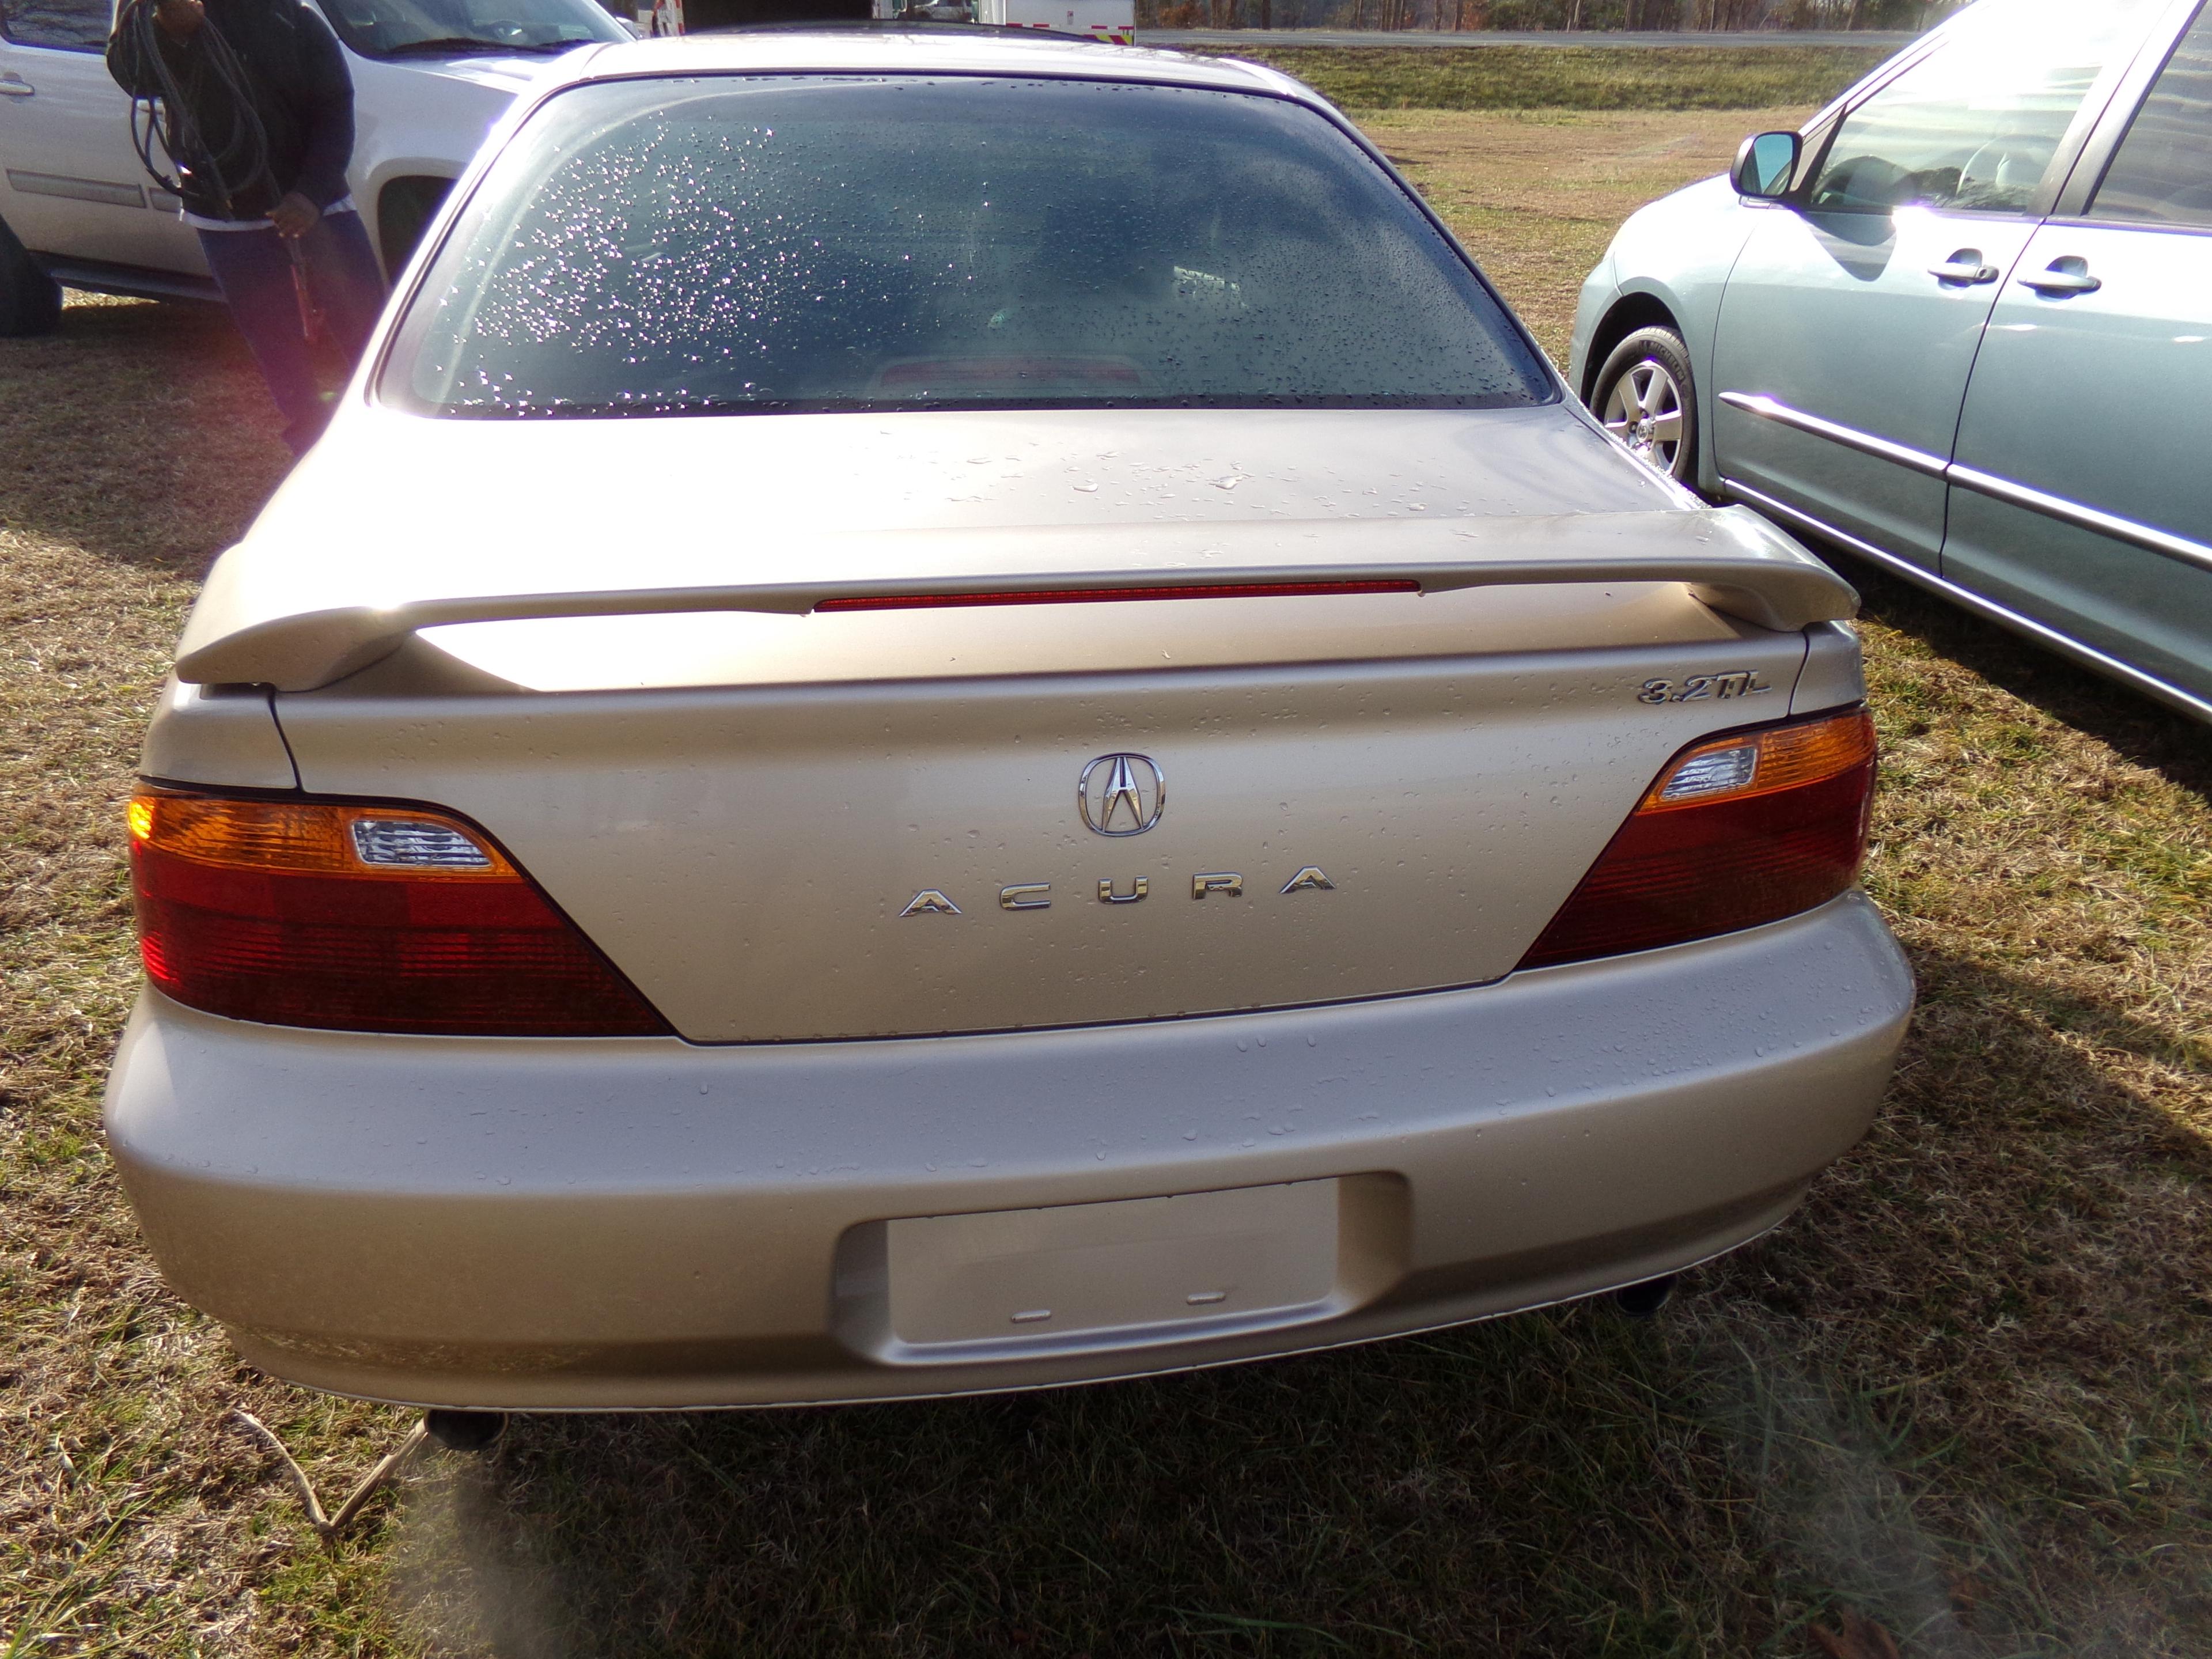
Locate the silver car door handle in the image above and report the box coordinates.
[2019,263,2101,296]
[1928,255,1998,284]
[0,75,36,97]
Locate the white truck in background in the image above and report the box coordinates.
[931,0,1131,44]
[0,0,627,334]
[962,0,1131,44]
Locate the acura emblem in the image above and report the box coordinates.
[1078,752,1165,837]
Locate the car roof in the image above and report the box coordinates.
[547,26,1323,108]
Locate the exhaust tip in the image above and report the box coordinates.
[1613,1274,1679,1321]
[425,1408,507,1452]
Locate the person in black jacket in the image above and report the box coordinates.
[109,0,386,453]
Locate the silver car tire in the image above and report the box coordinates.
[0,213,61,339]
[1593,325,1698,488]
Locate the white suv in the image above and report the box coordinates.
[0,0,628,333]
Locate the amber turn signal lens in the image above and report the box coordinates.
[128,793,517,876]
[1517,708,1877,972]
[1642,709,1876,811]
[128,790,670,1037]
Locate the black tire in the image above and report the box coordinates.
[1590,324,1698,488]
[0,213,62,338]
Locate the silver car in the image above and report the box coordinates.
[1570,0,2212,724]
[108,29,1912,1411]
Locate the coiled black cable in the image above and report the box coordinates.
[121,0,281,220]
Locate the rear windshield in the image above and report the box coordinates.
[382,75,1552,417]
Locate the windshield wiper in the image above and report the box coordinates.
[380,36,532,56]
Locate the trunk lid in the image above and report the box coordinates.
[226,406,1851,1041]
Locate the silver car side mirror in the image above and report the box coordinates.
[1732,131,1801,200]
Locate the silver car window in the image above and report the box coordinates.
[384,75,1551,418]
[0,0,109,50]
[317,0,624,58]
[2091,2,2212,229]
[1806,0,2156,215]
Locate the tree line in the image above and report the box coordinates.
[1137,0,1953,28]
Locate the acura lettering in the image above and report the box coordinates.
[900,869,1337,916]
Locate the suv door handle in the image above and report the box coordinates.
[2019,259,2101,297]
[1928,252,1998,285]
[0,74,36,97]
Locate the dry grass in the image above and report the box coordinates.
[1357,104,1813,362]
[0,298,411,1654]
[1193,44,1889,114]
[3,110,2209,1658]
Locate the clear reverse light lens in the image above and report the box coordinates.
[1658,744,1758,802]
[351,817,493,869]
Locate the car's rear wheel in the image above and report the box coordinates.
[0,214,62,338]
[1593,325,1696,487]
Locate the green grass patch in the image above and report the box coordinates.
[1190,43,1892,111]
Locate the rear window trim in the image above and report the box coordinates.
[422,392,1550,419]
[2038,210,2212,240]
[367,66,1563,421]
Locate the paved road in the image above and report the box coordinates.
[1144,28,1919,48]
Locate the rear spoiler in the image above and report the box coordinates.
[174,507,1857,691]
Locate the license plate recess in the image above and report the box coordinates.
[834,1175,1406,1366]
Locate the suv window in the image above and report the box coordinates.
[0,0,110,50]
[387,77,1551,419]
[317,0,622,59]
[1806,0,2155,215]
[2092,4,2212,229]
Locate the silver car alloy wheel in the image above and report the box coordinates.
[1601,358,1685,474]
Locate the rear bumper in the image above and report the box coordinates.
[105,893,1912,1409]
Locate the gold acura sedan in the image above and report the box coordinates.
[107,29,1914,1410]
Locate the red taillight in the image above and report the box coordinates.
[127,791,670,1036]
[1517,707,1877,972]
